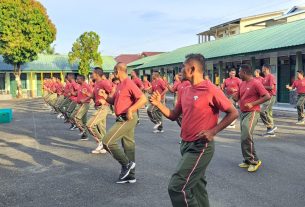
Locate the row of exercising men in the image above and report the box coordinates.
[43,55,304,207]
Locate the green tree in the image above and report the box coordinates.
[0,0,56,98]
[68,31,103,76]
[43,44,56,55]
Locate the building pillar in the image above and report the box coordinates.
[30,72,34,98]
[41,72,44,96]
[296,51,303,74]
[251,57,256,69]
[198,35,201,44]
[219,61,224,84]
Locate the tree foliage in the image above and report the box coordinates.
[0,0,56,97]
[68,31,103,76]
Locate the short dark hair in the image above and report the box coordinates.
[112,77,119,83]
[94,67,104,77]
[240,64,253,75]
[185,53,205,72]
[297,70,304,76]
[263,64,271,70]
[77,74,85,81]
[230,68,236,72]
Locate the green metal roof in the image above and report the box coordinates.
[137,19,305,69]
[0,54,117,73]
[127,53,167,67]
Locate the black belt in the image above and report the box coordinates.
[116,114,128,122]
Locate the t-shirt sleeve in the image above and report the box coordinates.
[292,81,297,89]
[211,86,232,112]
[159,80,167,90]
[255,81,269,96]
[129,81,144,100]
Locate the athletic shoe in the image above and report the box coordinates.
[116,175,136,184]
[136,120,140,126]
[153,129,164,133]
[80,132,88,141]
[153,122,162,129]
[238,162,249,168]
[227,124,236,129]
[70,125,77,131]
[247,160,262,172]
[78,131,84,136]
[263,133,276,138]
[92,142,107,154]
[60,115,65,119]
[56,113,62,119]
[296,119,305,125]
[119,161,136,180]
[267,126,277,134]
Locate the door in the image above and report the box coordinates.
[277,64,290,103]
[36,73,42,97]
[9,73,17,98]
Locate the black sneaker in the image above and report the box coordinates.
[119,161,136,180]
[116,175,136,184]
[80,132,88,141]
[267,126,277,134]
[136,120,140,126]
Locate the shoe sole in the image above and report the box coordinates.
[153,123,161,129]
[81,138,89,141]
[248,161,262,172]
[239,164,249,168]
[116,179,136,184]
[121,162,136,180]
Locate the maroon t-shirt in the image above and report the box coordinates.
[133,77,144,90]
[77,82,92,104]
[69,81,80,102]
[143,80,152,90]
[93,80,113,106]
[152,78,167,99]
[113,78,143,116]
[223,77,242,95]
[255,76,264,84]
[292,78,305,94]
[263,74,277,96]
[238,78,269,112]
[175,80,232,142]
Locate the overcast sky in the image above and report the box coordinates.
[38,0,305,56]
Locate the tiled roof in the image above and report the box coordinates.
[137,19,305,69]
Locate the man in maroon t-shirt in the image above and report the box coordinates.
[70,74,92,140]
[100,63,147,184]
[222,68,242,128]
[233,64,270,172]
[150,54,238,206]
[286,70,305,124]
[85,68,113,154]
[254,69,264,83]
[66,74,80,130]
[147,71,168,133]
[260,64,277,137]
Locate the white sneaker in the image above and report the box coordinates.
[153,129,164,133]
[60,115,65,119]
[227,124,236,129]
[153,122,162,129]
[92,148,107,154]
[92,143,107,154]
[57,113,62,119]
[296,119,305,125]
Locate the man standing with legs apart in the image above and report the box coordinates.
[260,64,277,137]
[147,71,167,133]
[150,54,238,207]
[234,64,270,172]
[100,63,147,184]
[86,67,113,154]
[286,70,305,124]
[222,69,241,129]
[71,75,92,141]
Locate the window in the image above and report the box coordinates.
[21,73,27,89]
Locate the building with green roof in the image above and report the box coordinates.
[129,19,305,103]
[0,54,116,98]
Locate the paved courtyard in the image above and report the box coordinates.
[0,99,304,207]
